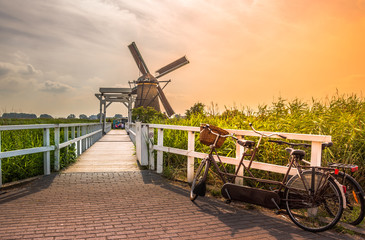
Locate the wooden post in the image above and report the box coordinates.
[140,125,149,166]
[86,126,90,149]
[103,101,107,135]
[64,126,69,159]
[235,135,244,185]
[148,126,155,170]
[54,126,60,171]
[82,126,86,152]
[187,131,195,183]
[311,142,322,166]
[77,126,81,156]
[43,128,50,175]
[157,128,164,174]
[71,126,75,155]
[135,122,142,164]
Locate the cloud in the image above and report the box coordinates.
[0,0,364,117]
[40,80,73,93]
[0,63,11,76]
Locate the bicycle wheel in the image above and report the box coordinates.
[333,172,365,225]
[190,158,210,201]
[284,170,343,232]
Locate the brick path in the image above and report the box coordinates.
[0,171,360,239]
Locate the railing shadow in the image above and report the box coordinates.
[0,173,57,205]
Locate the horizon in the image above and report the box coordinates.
[0,0,364,118]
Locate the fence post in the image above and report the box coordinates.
[64,126,69,159]
[157,128,164,174]
[77,126,81,156]
[43,128,50,175]
[187,131,195,183]
[82,126,86,152]
[235,135,244,185]
[86,125,90,149]
[311,142,322,166]
[71,126,75,155]
[140,125,149,166]
[0,131,2,187]
[135,122,142,164]
[148,126,155,170]
[54,126,60,171]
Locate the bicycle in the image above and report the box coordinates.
[190,123,344,232]
[270,139,365,225]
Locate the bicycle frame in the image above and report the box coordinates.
[193,124,346,232]
[204,133,335,198]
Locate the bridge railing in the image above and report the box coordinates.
[128,123,331,183]
[0,122,111,187]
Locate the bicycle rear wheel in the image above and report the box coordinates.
[284,170,343,232]
[334,172,365,225]
[190,159,210,201]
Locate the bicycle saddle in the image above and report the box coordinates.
[237,140,255,148]
[285,148,305,157]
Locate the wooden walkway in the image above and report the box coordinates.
[63,130,139,173]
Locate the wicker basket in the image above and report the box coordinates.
[200,124,229,148]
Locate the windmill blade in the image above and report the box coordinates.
[157,85,174,117]
[155,56,189,79]
[128,42,150,75]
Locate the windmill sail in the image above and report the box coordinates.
[157,85,174,116]
[155,56,189,79]
[128,42,150,75]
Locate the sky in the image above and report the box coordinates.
[0,0,364,118]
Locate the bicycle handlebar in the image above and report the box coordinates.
[249,123,287,139]
[269,140,333,150]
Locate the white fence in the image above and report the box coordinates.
[0,122,111,187]
[126,122,331,183]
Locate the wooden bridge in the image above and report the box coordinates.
[0,124,359,239]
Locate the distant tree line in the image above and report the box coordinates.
[1,112,124,120]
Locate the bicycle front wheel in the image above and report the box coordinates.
[190,158,210,201]
[284,170,343,232]
[334,172,365,225]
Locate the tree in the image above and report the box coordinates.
[132,107,165,123]
[67,114,76,119]
[114,114,123,119]
[79,114,88,120]
[185,102,206,119]
[89,115,98,120]
[39,114,53,119]
[2,112,37,119]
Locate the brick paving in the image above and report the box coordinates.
[0,171,360,240]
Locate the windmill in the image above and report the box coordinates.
[128,42,189,117]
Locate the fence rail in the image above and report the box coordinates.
[0,122,111,187]
[126,122,331,183]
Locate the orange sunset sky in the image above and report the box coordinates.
[0,0,364,117]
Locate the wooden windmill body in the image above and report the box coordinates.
[128,42,189,117]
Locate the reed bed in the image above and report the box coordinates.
[0,119,96,184]
[151,94,365,188]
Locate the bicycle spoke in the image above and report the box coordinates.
[285,171,343,232]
